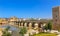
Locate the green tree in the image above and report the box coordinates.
[47,22,52,30]
[5,26,10,31]
[2,31,11,36]
[44,25,48,31]
[44,22,52,31]
[2,26,11,36]
[19,27,27,36]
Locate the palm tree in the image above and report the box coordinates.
[19,27,27,36]
[2,26,11,36]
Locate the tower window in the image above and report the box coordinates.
[55,19,57,22]
[56,16,57,17]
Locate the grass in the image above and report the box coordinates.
[33,32,57,36]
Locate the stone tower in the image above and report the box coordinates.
[52,6,60,30]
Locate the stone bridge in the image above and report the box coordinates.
[9,20,45,30]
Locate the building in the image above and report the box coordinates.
[0,18,8,25]
[52,6,60,30]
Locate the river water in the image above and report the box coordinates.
[0,24,19,31]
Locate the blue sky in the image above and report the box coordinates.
[0,0,60,18]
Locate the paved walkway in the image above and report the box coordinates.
[12,31,20,36]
